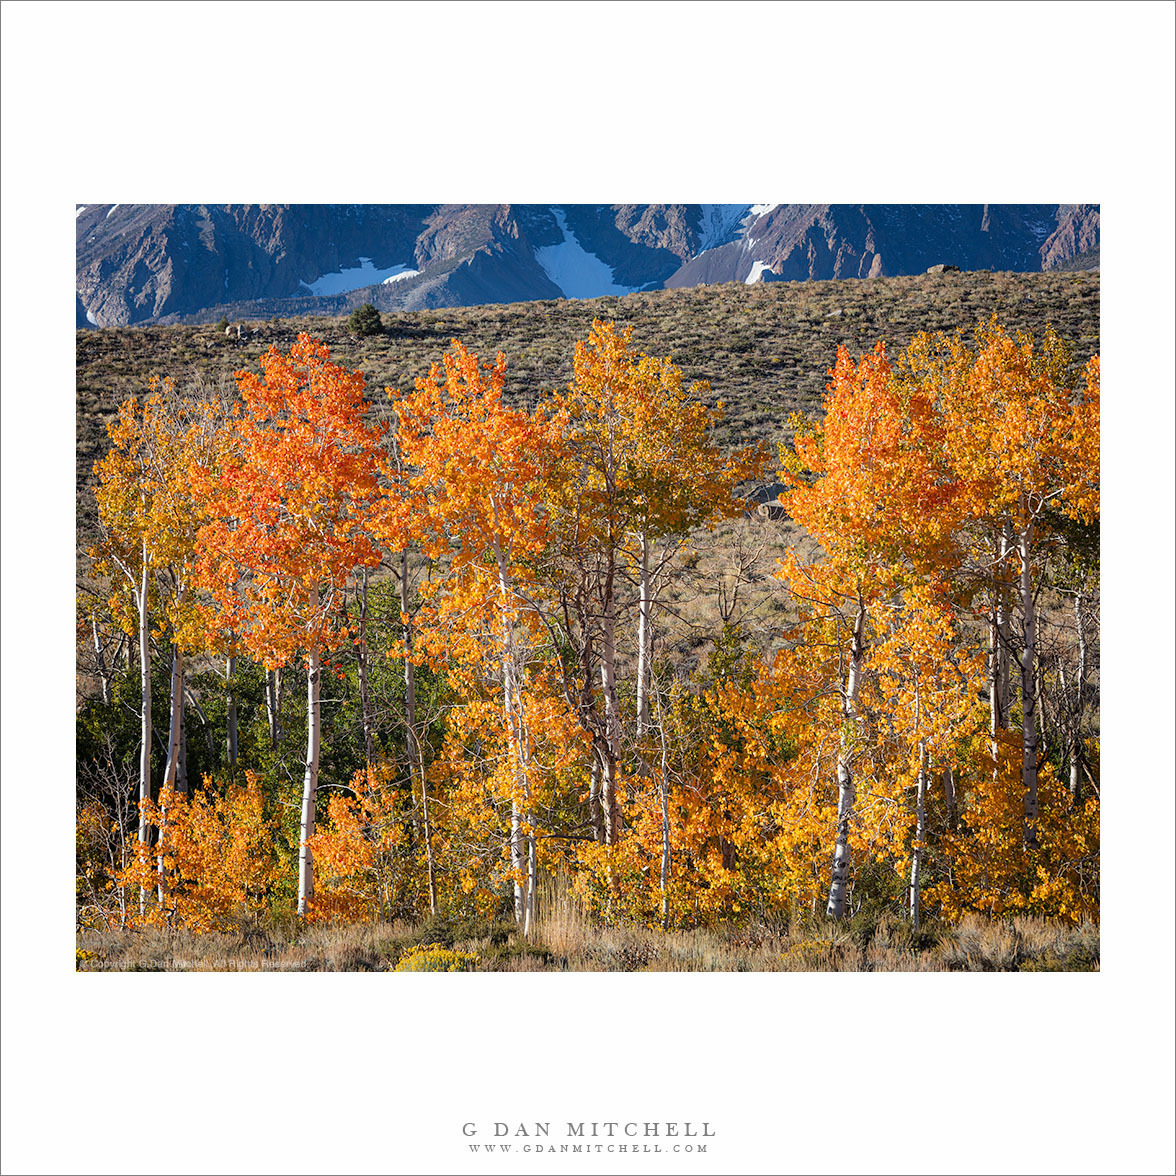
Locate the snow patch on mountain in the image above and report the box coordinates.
[300,258,416,296]
[76,206,87,218]
[534,208,638,299]
[745,260,773,284]
[748,203,779,220]
[1025,215,1056,242]
[696,204,752,254]
[106,204,120,218]
[382,268,420,284]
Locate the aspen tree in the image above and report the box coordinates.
[196,335,383,916]
[389,342,564,930]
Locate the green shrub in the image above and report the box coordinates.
[348,303,383,337]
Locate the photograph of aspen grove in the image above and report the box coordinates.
[75,235,1100,973]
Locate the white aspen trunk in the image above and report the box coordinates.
[401,555,416,741]
[581,617,605,844]
[1070,593,1087,805]
[511,805,524,925]
[186,685,214,761]
[1038,674,1049,762]
[177,700,187,795]
[1018,517,1039,848]
[826,600,865,919]
[588,752,605,844]
[989,592,1003,796]
[989,597,1002,743]
[491,534,529,926]
[998,520,1013,728]
[357,569,375,767]
[137,552,152,886]
[298,588,321,917]
[226,655,238,769]
[909,741,927,930]
[157,645,184,905]
[654,685,671,929]
[92,615,112,706]
[401,552,436,916]
[162,646,184,790]
[522,827,538,938]
[599,560,622,845]
[943,764,956,830]
[265,669,279,747]
[635,531,652,738]
[418,742,437,919]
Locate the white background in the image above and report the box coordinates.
[2,2,1173,1173]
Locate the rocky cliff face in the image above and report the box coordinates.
[76,202,1100,327]
[663,204,1101,288]
[76,204,431,326]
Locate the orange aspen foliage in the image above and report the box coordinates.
[195,334,384,662]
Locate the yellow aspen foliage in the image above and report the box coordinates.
[116,773,277,931]
[926,736,1100,923]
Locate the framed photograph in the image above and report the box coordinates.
[3,3,1173,1173]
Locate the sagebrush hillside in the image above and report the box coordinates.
[77,268,1100,546]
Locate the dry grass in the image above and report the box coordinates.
[77,885,1099,973]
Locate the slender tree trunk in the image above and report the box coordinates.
[510,805,524,925]
[357,569,375,767]
[943,764,956,830]
[1018,516,1039,848]
[162,646,184,790]
[1070,593,1087,805]
[266,668,283,748]
[491,534,531,927]
[998,520,1013,728]
[654,684,671,929]
[401,552,436,916]
[417,734,437,918]
[226,655,238,769]
[402,570,421,839]
[579,610,605,844]
[989,596,1002,743]
[989,583,1004,795]
[177,701,187,795]
[298,589,321,918]
[1037,674,1049,764]
[187,686,215,760]
[635,530,652,738]
[92,614,112,706]
[588,751,605,844]
[523,827,538,937]
[599,558,622,846]
[909,740,927,930]
[137,553,152,881]
[157,644,184,905]
[827,599,866,919]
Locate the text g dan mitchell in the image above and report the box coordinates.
[462,1122,715,1139]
